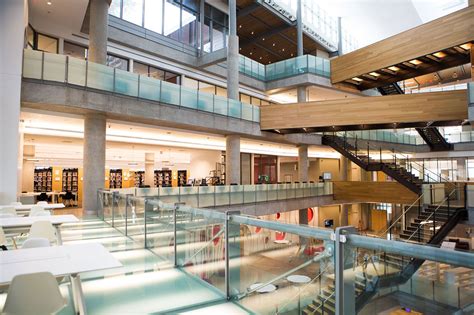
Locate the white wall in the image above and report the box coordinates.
[189,149,221,180]
[0,0,26,203]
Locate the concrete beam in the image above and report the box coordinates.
[20,80,323,146]
[197,48,228,68]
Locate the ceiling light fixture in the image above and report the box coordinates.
[352,77,363,82]
[460,43,472,50]
[409,59,422,65]
[47,1,52,5]
[369,72,380,77]
[388,66,400,72]
[432,51,446,58]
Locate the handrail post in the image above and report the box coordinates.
[144,199,148,249]
[125,194,129,236]
[379,147,382,164]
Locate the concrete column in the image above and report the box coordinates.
[298,145,309,182]
[83,114,106,212]
[455,157,467,180]
[145,153,155,187]
[340,156,350,226]
[298,144,309,227]
[199,0,205,55]
[471,45,473,79]
[89,0,109,64]
[226,135,240,184]
[22,145,36,193]
[296,0,306,103]
[0,0,25,204]
[227,0,239,100]
[337,17,343,55]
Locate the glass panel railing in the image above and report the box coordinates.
[111,182,333,208]
[22,50,259,123]
[102,193,474,315]
[43,53,66,82]
[22,49,43,79]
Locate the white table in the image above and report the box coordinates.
[0,243,122,315]
[287,275,311,313]
[249,283,277,293]
[21,192,66,204]
[1,203,66,216]
[0,215,79,245]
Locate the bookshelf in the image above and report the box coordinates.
[109,169,123,189]
[177,170,187,186]
[62,168,78,192]
[154,169,172,187]
[134,171,145,187]
[34,167,52,192]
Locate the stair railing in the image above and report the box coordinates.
[405,186,460,243]
[338,131,454,186]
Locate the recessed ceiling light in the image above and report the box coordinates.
[460,43,472,50]
[409,59,422,65]
[432,51,446,58]
[388,66,400,72]
[369,72,380,77]
[47,1,52,5]
[352,77,363,82]
[251,31,254,35]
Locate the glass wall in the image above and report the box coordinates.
[133,61,180,84]
[110,0,225,52]
[182,77,273,106]
[254,155,278,184]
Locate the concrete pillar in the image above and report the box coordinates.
[471,45,473,79]
[22,145,36,193]
[298,145,309,182]
[145,153,155,187]
[199,0,205,55]
[337,17,343,55]
[296,0,306,103]
[227,0,239,100]
[226,135,240,184]
[340,156,350,226]
[83,113,106,212]
[455,157,467,180]
[298,145,309,226]
[0,0,25,204]
[88,0,109,64]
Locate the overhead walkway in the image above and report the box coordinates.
[260,90,468,133]
[330,6,474,90]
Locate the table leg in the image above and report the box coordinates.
[69,277,79,314]
[55,225,63,245]
[71,274,87,315]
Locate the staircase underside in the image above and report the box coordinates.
[330,6,474,90]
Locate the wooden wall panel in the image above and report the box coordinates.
[331,6,474,83]
[333,181,418,204]
[260,90,467,130]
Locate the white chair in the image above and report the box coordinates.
[29,205,50,217]
[10,202,22,206]
[22,237,51,249]
[28,221,57,244]
[2,272,67,314]
[36,201,48,205]
[0,206,16,217]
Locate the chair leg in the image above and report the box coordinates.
[11,237,17,249]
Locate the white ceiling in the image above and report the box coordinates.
[28,0,88,37]
[318,0,468,48]
[20,111,340,168]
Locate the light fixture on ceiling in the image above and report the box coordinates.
[459,43,472,50]
[388,66,400,72]
[409,59,422,65]
[47,1,52,5]
[369,72,380,77]
[432,51,446,58]
[128,162,138,166]
[251,31,254,35]
[352,77,363,82]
